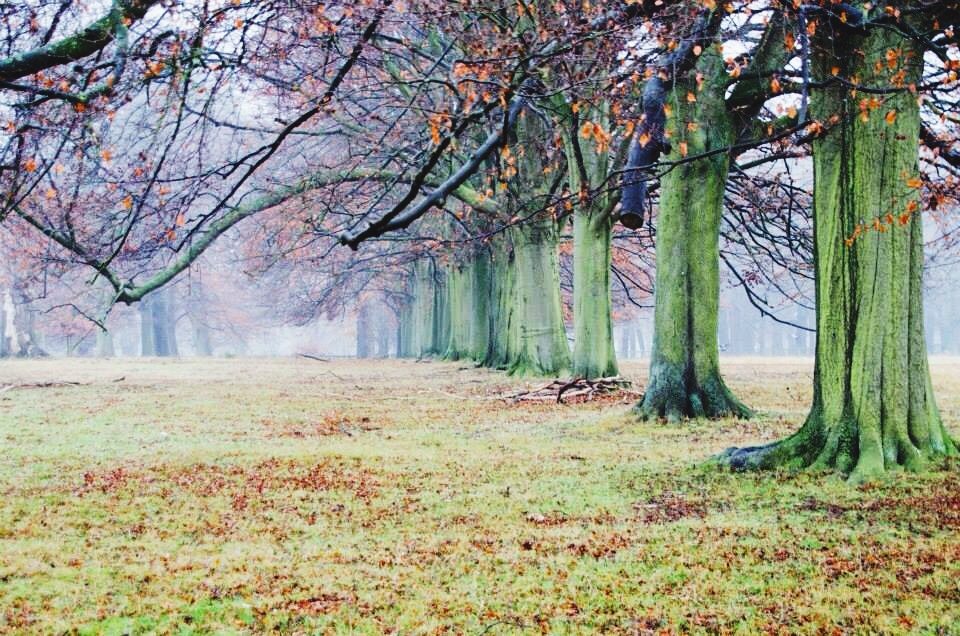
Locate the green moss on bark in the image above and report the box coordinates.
[509,216,570,376]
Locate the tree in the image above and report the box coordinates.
[721,4,960,478]
[624,5,793,420]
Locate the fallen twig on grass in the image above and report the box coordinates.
[297,353,330,362]
[499,376,639,404]
[0,380,86,393]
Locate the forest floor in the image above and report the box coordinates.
[0,357,958,635]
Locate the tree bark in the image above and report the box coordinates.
[721,20,958,478]
[140,297,156,357]
[572,212,617,377]
[635,49,750,421]
[356,301,372,359]
[151,286,179,357]
[407,259,437,358]
[509,215,571,376]
[562,102,619,379]
[484,242,521,369]
[96,327,114,358]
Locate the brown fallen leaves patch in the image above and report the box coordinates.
[566,531,632,559]
[798,486,960,531]
[279,592,356,616]
[525,511,570,526]
[634,492,708,524]
[76,457,381,503]
[261,410,382,439]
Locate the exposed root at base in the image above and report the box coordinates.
[633,379,753,422]
[631,364,753,422]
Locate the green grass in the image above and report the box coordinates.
[0,357,958,634]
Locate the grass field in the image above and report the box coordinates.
[0,357,958,634]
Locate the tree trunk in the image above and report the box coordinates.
[375,303,391,358]
[572,206,617,378]
[505,106,570,377]
[444,262,470,361]
[186,286,213,357]
[562,101,619,380]
[193,320,213,357]
[94,284,114,358]
[432,265,450,358]
[468,251,492,362]
[484,242,520,369]
[140,297,156,356]
[151,286,178,357]
[635,51,750,420]
[721,22,957,478]
[509,215,570,376]
[0,304,8,357]
[408,259,438,358]
[397,299,413,358]
[96,327,114,357]
[356,301,372,359]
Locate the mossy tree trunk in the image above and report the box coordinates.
[636,49,750,421]
[396,299,414,358]
[442,262,466,360]
[484,240,521,369]
[467,249,492,361]
[721,21,957,478]
[408,259,438,358]
[443,250,492,362]
[503,107,570,377]
[509,215,570,376]
[432,264,450,358]
[561,102,618,380]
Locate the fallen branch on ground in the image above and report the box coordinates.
[297,353,330,362]
[501,376,639,404]
[0,380,86,393]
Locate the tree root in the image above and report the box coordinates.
[714,414,960,479]
[633,370,752,422]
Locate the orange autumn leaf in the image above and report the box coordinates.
[884,110,897,125]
